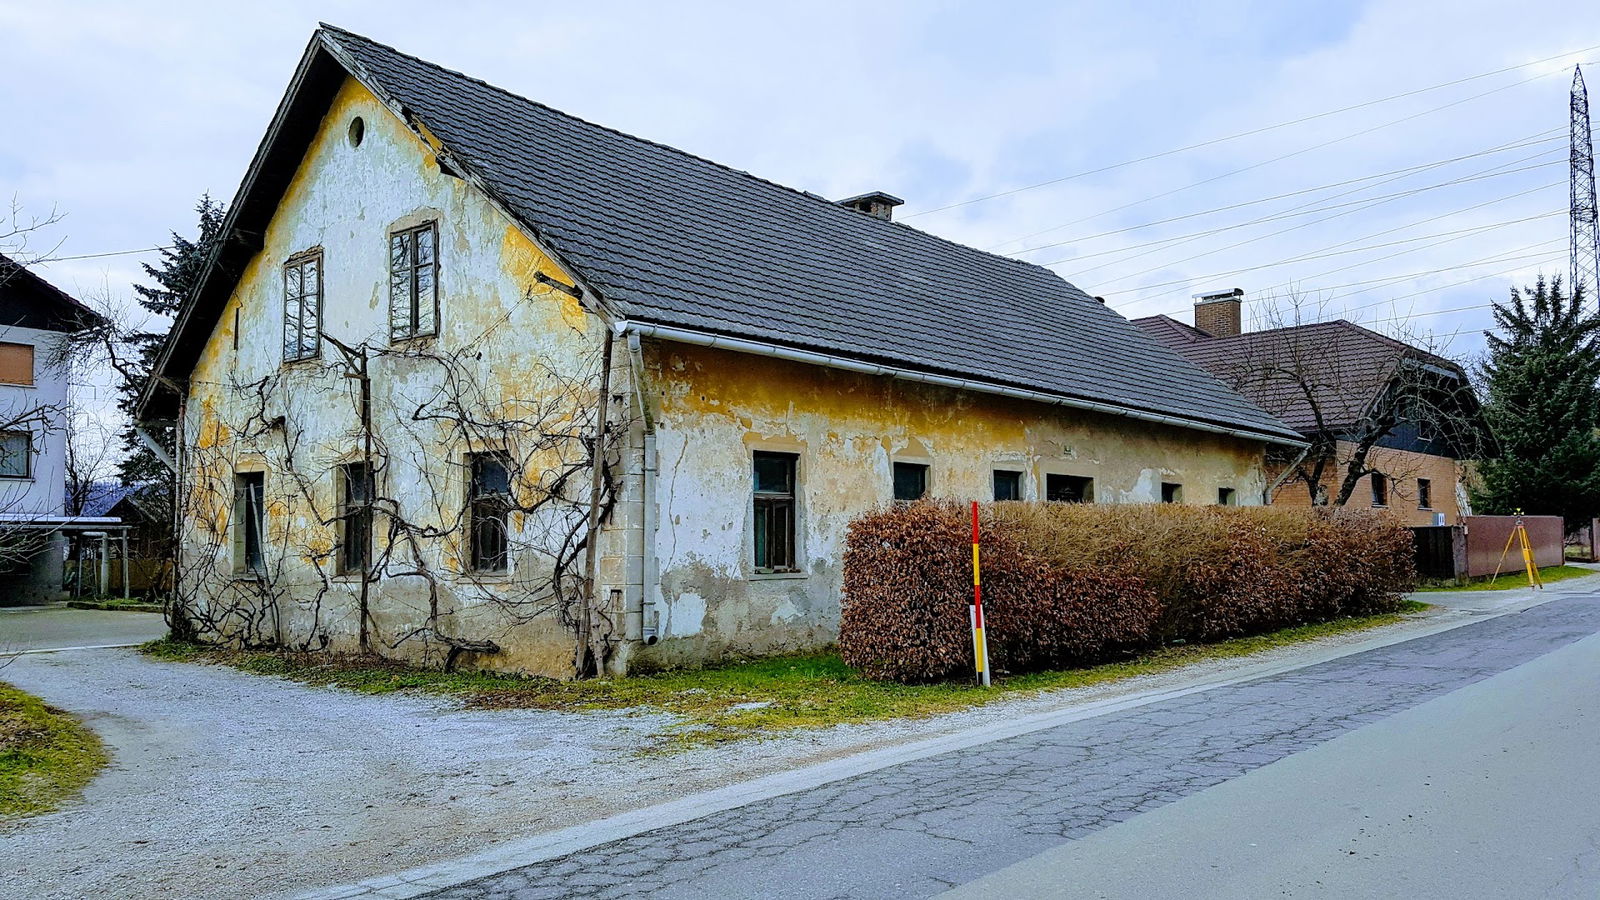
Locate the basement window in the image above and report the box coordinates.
[468,452,512,573]
[893,462,929,501]
[753,451,797,573]
[1217,487,1237,506]
[993,469,1023,501]
[0,431,31,478]
[233,472,265,575]
[1161,482,1183,504]
[338,462,372,575]
[1046,473,1093,503]
[389,222,439,340]
[1418,478,1433,510]
[282,252,323,362]
[1370,473,1389,508]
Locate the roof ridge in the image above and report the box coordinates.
[313,23,1067,285]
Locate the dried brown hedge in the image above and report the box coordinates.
[840,501,1416,682]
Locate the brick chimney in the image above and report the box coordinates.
[1193,288,1244,337]
[837,191,904,221]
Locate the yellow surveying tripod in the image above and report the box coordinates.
[1490,510,1544,589]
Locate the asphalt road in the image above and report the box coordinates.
[423,592,1600,900]
[0,603,168,652]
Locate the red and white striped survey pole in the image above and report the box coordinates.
[970,501,991,686]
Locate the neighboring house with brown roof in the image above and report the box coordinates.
[1135,290,1482,527]
[137,26,1301,676]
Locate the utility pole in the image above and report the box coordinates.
[1572,65,1599,301]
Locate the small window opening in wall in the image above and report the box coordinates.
[1417,477,1433,510]
[0,431,32,478]
[233,472,265,575]
[1217,487,1237,506]
[893,462,929,501]
[753,451,797,573]
[1371,472,1389,507]
[1161,482,1183,503]
[992,469,1023,501]
[232,307,240,350]
[339,462,372,575]
[348,116,366,148]
[1046,473,1093,503]
[468,452,512,573]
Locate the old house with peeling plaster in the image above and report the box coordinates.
[137,25,1304,678]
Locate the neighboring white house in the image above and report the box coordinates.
[0,256,111,604]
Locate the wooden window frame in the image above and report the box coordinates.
[0,430,32,479]
[338,462,373,576]
[752,451,798,574]
[282,251,324,363]
[389,222,440,341]
[233,472,266,576]
[467,451,512,574]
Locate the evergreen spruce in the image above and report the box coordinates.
[1472,275,1600,533]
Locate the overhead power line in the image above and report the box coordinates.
[904,44,1600,221]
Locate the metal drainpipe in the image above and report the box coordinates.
[626,331,660,645]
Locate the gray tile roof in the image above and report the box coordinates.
[151,25,1299,443]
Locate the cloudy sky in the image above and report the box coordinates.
[4,0,1596,421]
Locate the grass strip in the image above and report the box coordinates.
[0,681,108,819]
[143,601,1430,751]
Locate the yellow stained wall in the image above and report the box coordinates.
[180,75,603,676]
[628,341,1272,668]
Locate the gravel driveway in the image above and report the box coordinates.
[0,587,1571,900]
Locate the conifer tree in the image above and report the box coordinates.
[1472,276,1600,533]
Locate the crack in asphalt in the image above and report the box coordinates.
[424,597,1600,900]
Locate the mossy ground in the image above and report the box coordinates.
[144,602,1429,751]
[0,682,108,819]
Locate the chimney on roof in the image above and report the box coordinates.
[1193,287,1244,337]
[837,191,905,221]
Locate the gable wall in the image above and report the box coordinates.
[179,75,609,674]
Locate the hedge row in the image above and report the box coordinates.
[839,501,1416,683]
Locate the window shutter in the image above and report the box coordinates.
[0,343,33,385]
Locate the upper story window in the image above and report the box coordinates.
[282,253,323,362]
[389,222,439,341]
[0,342,34,385]
[0,431,31,478]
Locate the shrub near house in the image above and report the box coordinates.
[840,502,1415,683]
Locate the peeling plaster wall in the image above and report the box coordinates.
[179,76,610,676]
[629,341,1271,668]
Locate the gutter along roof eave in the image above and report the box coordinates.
[616,319,1310,449]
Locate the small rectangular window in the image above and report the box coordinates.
[1046,473,1093,503]
[233,472,265,574]
[1417,478,1432,510]
[1217,487,1236,506]
[1371,473,1389,507]
[0,342,34,385]
[282,253,322,362]
[993,469,1023,501]
[389,222,439,340]
[0,431,31,478]
[1161,482,1183,504]
[468,452,512,573]
[753,451,797,573]
[339,463,372,575]
[893,462,929,501]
